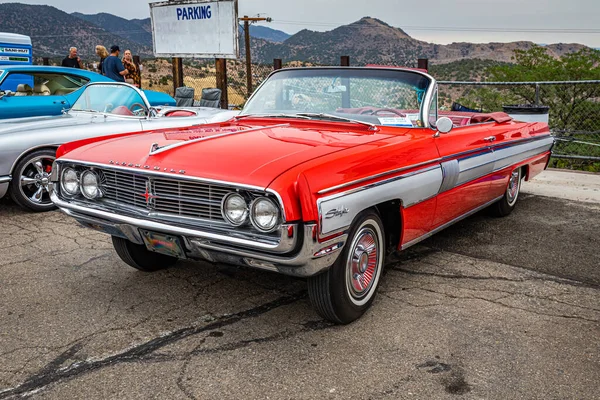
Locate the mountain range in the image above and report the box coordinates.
[0,3,590,66]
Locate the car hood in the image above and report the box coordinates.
[62,121,394,188]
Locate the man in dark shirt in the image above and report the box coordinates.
[103,45,128,82]
[61,47,82,68]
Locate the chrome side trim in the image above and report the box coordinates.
[493,136,554,172]
[52,192,297,254]
[148,124,290,156]
[439,160,459,193]
[317,159,442,195]
[0,175,11,184]
[318,166,443,235]
[400,195,504,250]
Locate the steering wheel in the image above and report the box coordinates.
[130,102,147,116]
[360,108,406,117]
[103,103,114,113]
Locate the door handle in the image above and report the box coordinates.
[484,136,496,142]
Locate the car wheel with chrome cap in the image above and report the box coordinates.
[9,149,57,212]
[308,210,385,324]
[489,167,523,217]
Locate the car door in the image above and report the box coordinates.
[432,122,495,228]
[0,72,69,119]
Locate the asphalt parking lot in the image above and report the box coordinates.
[0,174,598,399]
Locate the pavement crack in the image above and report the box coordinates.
[0,291,306,399]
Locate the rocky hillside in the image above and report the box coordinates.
[71,12,154,48]
[0,4,590,65]
[0,3,152,57]
[252,17,590,66]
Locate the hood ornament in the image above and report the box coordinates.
[149,142,162,155]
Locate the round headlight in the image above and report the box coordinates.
[250,197,280,232]
[80,170,102,199]
[222,193,248,226]
[61,168,79,196]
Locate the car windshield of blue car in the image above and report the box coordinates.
[70,84,148,117]
[241,68,432,128]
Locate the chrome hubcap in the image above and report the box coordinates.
[506,169,521,206]
[18,156,55,206]
[347,228,379,300]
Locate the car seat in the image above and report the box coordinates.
[33,83,51,96]
[14,84,33,96]
[174,86,195,107]
[195,88,221,108]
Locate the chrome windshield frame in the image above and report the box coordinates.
[240,66,438,129]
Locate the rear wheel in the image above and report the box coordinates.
[308,210,385,324]
[489,167,522,217]
[9,149,56,212]
[112,236,178,272]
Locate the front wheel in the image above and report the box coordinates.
[308,210,385,324]
[9,149,56,212]
[489,167,522,217]
[112,236,178,272]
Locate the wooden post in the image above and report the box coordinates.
[340,56,350,67]
[215,58,228,109]
[133,55,142,89]
[172,57,184,94]
[42,57,49,66]
[417,58,428,71]
[273,59,282,70]
[243,16,253,96]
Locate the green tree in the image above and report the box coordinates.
[487,47,600,132]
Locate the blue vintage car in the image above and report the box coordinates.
[0,65,176,119]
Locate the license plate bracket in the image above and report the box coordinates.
[140,230,186,258]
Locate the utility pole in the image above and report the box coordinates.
[239,15,271,97]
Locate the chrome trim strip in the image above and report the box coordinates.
[317,159,442,195]
[52,192,298,254]
[439,160,459,193]
[148,124,290,156]
[400,195,504,250]
[318,166,443,235]
[0,176,11,184]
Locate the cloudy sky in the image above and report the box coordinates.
[3,0,599,47]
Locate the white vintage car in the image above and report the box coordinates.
[0,82,238,211]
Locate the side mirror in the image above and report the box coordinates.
[0,90,13,100]
[435,117,453,134]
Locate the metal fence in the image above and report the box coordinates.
[438,80,600,171]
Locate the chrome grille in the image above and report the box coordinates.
[98,168,229,222]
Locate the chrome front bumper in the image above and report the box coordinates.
[51,192,346,277]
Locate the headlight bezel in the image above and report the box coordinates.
[60,167,80,196]
[249,196,280,233]
[221,192,249,226]
[80,170,102,199]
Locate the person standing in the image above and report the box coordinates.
[122,49,140,87]
[95,45,109,75]
[61,47,82,68]
[103,45,128,82]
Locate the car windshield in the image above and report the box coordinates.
[71,84,148,117]
[241,68,432,128]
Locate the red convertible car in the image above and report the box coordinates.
[51,67,553,324]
